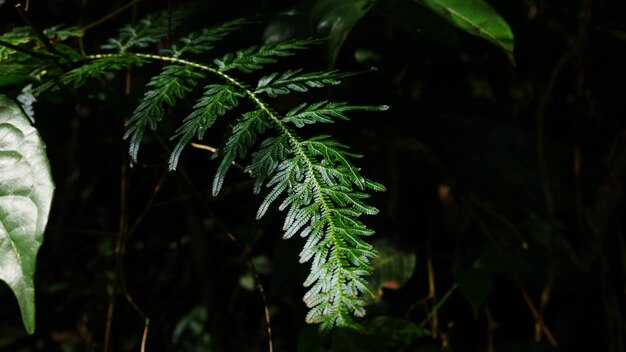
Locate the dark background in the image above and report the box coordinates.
[1,0,625,351]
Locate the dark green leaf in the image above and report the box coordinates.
[454,267,492,317]
[415,0,515,61]
[312,0,376,66]
[0,95,54,334]
[368,239,417,300]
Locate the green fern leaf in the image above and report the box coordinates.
[214,39,317,73]
[102,10,187,53]
[169,84,243,170]
[212,109,269,196]
[124,64,205,162]
[32,54,145,95]
[255,69,359,97]
[163,18,250,58]
[283,101,388,128]
[254,129,382,328]
[246,135,291,194]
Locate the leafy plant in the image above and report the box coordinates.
[5,11,388,331]
[270,0,514,65]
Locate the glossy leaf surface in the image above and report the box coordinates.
[0,95,54,334]
[415,0,514,60]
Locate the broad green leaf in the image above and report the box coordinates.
[415,0,515,61]
[376,0,460,48]
[454,267,492,317]
[368,238,417,300]
[312,0,376,66]
[0,95,54,334]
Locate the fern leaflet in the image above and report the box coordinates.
[169,84,243,169]
[32,54,144,94]
[163,18,250,58]
[255,69,360,97]
[283,101,388,128]
[101,9,187,52]
[124,64,205,162]
[214,39,317,73]
[212,109,270,196]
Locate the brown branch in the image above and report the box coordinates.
[103,162,130,352]
[0,39,58,61]
[16,3,66,62]
[157,134,273,351]
[191,142,249,172]
[517,282,558,347]
[81,0,144,33]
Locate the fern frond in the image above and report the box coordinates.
[255,69,361,97]
[102,12,176,53]
[32,54,144,94]
[212,109,270,196]
[256,130,383,329]
[163,18,250,58]
[27,16,386,329]
[124,64,205,162]
[283,101,388,128]
[42,25,83,41]
[213,39,317,73]
[169,84,244,170]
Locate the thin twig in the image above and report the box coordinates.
[404,211,436,320]
[517,282,558,347]
[126,171,169,239]
[157,134,274,352]
[166,0,173,49]
[122,287,150,352]
[81,0,144,33]
[469,194,528,249]
[16,3,66,62]
[191,142,248,172]
[0,39,58,61]
[419,284,457,329]
[227,234,274,352]
[104,162,129,352]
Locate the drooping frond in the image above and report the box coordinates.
[27,12,387,330]
[254,125,385,328]
[124,64,205,162]
[163,18,250,58]
[255,69,360,97]
[213,39,318,73]
[169,84,244,170]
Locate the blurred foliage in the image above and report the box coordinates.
[1,0,625,351]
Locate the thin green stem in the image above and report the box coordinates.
[419,283,458,329]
